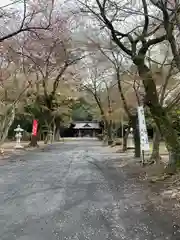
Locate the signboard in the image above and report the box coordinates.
[32,119,38,136]
[137,106,150,151]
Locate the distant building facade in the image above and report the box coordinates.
[73,121,101,137]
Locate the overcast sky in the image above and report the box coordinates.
[0,0,21,8]
[0,0,12,7]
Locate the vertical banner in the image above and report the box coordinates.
[137,106,150,152]
[32,119,38,136]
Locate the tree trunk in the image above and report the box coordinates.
[44,123,50,144]
[137,63,180,167]
[54,128,60,141]
[29,135,38,147]
[102,119,108,143]
[147,93,180,167]
[54,118,61,141]
[131,114,141,158]
[52,121,56,142]
[150,125,161,164]
[44,134,48,144]
[0,106,15,146]
[107,119,113,145]
[123,126,130,151]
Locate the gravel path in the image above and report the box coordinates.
[0,139,179,240]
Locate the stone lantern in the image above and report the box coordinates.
[128,127,135,149]
[14,125,24,149]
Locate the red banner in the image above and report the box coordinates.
[32,120,38,136]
